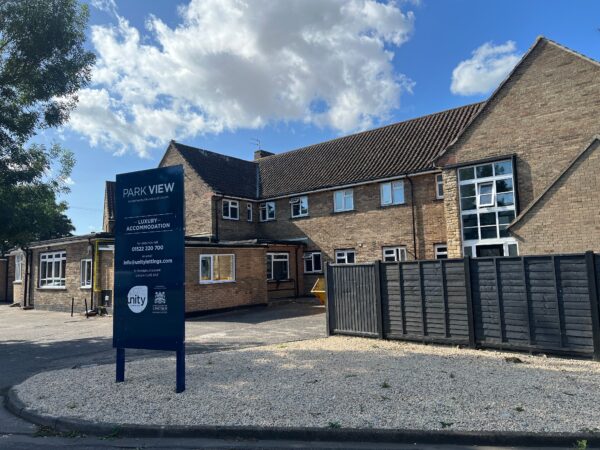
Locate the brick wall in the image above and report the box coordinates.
[257,173,445,262]
[215,198,259,241]
[160,146,215,237]
[265,244,303,299]
[438,40,600,257]
[185,246,267,312]
[511,139,600,254]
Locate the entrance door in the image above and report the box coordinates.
[476,244,504,257]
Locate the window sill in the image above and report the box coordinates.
[199,280,236,285]
[260,219,276,223]
[37,287,67,291]
[13,281,22,285]
[378,203,408,209]
[331,209,355,215]
[80,287,92,290]
[304,271,323,275]
[290,215,310,221]
[222,217,240,221]
[268,279,293,283]
[434,197,444,202]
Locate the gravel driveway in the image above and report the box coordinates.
[13,336,600,433]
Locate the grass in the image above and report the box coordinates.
[34,426,84,438]
[380,381,391,389]
[576,439,588,449]
[440,421,454,429]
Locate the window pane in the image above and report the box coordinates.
[223,202,230,217]
[459,167,474,181]
[464,246,474,257]
[266,255,272,279]
[480,226,498,239]
[381,183,391,205]
[495,179,513,193]
[479,212,496,226]
[231,203,238,219]
[347,252,355,264]
[499,226,511,238]
[392,181,404,204]
[507,244,518,256]
[476,164,493,178]
[460,184,476,197]
[494,160,512,176]
[313,254,322,272]
[305,258,313,272]
[200,257,211,281]
[496,193,514,207]
[273,261,288,280]
[334,191,343,209]
[478,183,493,195]
[498,210,516,225]
[344,192,353,210]
[461,197,476,210]
[462,214,478,228]
[463,227,479,240]
[214,255,234,281]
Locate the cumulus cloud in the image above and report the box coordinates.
[450,41,521,96]
[71,0,415,156]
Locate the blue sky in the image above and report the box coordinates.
[39,0,600,234]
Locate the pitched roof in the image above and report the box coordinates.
[173,142,258,199]
[170,102,484,199]
[509,135,600,230]
[435,36,600,165]
[105,181,115,220]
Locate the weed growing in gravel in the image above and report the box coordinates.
[327,421,341,429]
[576,439,588,449]
[440,421,454,429]
[380,381,391,388]
[34,426,84,438]
[66,402,78,409]
[344,374,357,378]
[99,428,121,440]
[515,406,525,412]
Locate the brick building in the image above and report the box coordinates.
[8,36,600,312]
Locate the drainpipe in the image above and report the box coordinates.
[214,195,223,243]
[294,246,299,298]
[25,248,33,307]
[407,176,418,259]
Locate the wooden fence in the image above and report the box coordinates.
[325,252,600,358]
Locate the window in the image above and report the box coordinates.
[246,203,253,222]
[267,253,289,281]
[382,246,407,262]
[290,196,308,218]
[458,159,517,257]
[303,252,322,273]
[200,254,235,283]
[335,249,356,264]
[39,251,66,288]
[333,189,354,212]
[222,199,239,220]
[15,253,24,282]
[259,201,276,221]
[436,174,444,199]
[80,259,92,288]
[434,244,448,260]
[380,181,404,206]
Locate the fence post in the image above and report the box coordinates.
[324,262,333,336]
[374,260,384,339]
[585,251,600,360]
[463,256,476,348]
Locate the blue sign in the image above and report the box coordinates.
[113,165,185,391]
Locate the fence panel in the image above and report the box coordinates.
[326,253,600,358]
[328,263,380,337]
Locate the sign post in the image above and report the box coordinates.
[113,165,185,392]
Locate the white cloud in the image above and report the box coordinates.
[69,0,415,156]
[450,41,521,96]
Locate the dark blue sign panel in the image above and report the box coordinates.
[113,165,185,352]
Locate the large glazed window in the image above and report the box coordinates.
[458,159,517,257]
[200,254,235,283]
[39,251,66,287]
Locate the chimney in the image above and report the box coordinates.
[254,149,274,160]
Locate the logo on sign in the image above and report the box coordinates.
[127,286,148,313]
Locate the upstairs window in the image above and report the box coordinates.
[290,196,309,218]
[436,174,444,199]
[246,203,253,222]
[380,181,404,206]
[382,246,407,262]
[303,252,322,273]
[334,189,354,212]
[15,253,24,282]
[200,254,235,283]
[80,259,92,288]
[335,249,355,264]
[222,199,239,220]
[267,253,289,280]
[260,201,276,221]
[40,251,66,288]
[434,244,448,260]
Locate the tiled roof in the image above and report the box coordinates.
[105,181,115,219]
[173,142,258,199]
[257,102,484,198]
[168,102,483,199]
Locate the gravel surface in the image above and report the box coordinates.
[14,336,600,433]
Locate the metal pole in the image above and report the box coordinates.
[84,297,88,319]
[176,344,185,393]
[116,348,125,382]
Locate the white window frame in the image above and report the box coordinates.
[434,244,448,260]
[436,174,444,199]
[333,189,354,212]
[303,252,322,274]
[246,203,253,222]
[267,252,289,281]
[14,253,24,282]
[335,249,356,264]
[39,251,66,288]
[222,199,239,220]
[476,181,495,208]
[199,254,236,284]
[382,246,407,262]
[380,180,405,206]
[80,259,92,288]
[290,196,309,218]
[259,201,276,222]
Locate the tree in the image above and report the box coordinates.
[0,0,95,253]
